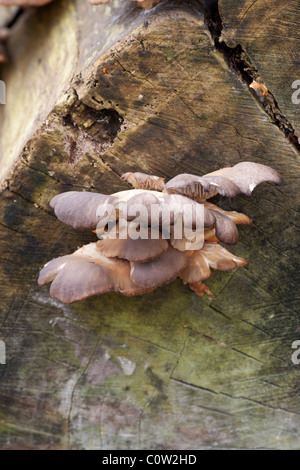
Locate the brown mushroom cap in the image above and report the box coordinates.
[211,210,239,245]
[121,172,165,191]
[180,242,248,284]
[125,191,216,231]
[97,227,169,262]
[130,245,192,290]
[204,202,252,225]
[206,162,282,197]
[164,162,281,201]
[50,191,117,230]
[124,191,161,226]
[164,173,241,200]
[38,243,153,304]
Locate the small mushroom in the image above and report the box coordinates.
[210,210,239,245]
[250,81,268,97]
[121,172,165,191]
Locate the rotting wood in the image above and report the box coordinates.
[0,0,299,450]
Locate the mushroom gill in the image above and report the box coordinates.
[38,162,281,304]
[121,172,165,191]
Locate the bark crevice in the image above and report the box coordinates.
[204,0,300,154]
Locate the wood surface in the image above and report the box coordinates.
[0,0,299,449]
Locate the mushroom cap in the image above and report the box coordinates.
[121,172,165,191]
[50,189,240,246]
[164,173,241,200]
[200,242,248,271]
[206,162,282,197]
[38,243,153,304]
[211,210,239,245]
[97,226,169,262]
[164,162,281,201]
[50,191,117,230]
[130,245,192,290]
[204,202,252,225]
[125,191,216,231]
[169,232,204,252]
[124,190,161,226]
[180,242,248,284]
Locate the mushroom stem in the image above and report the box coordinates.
[188,282,213,297]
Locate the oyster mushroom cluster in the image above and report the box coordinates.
[38,162,281,304]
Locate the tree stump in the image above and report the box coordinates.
[0,0,299,450]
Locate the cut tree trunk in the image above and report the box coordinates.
[219,0,300,140]
[0,0,299,450]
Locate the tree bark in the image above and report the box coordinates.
[0,0,299,450]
